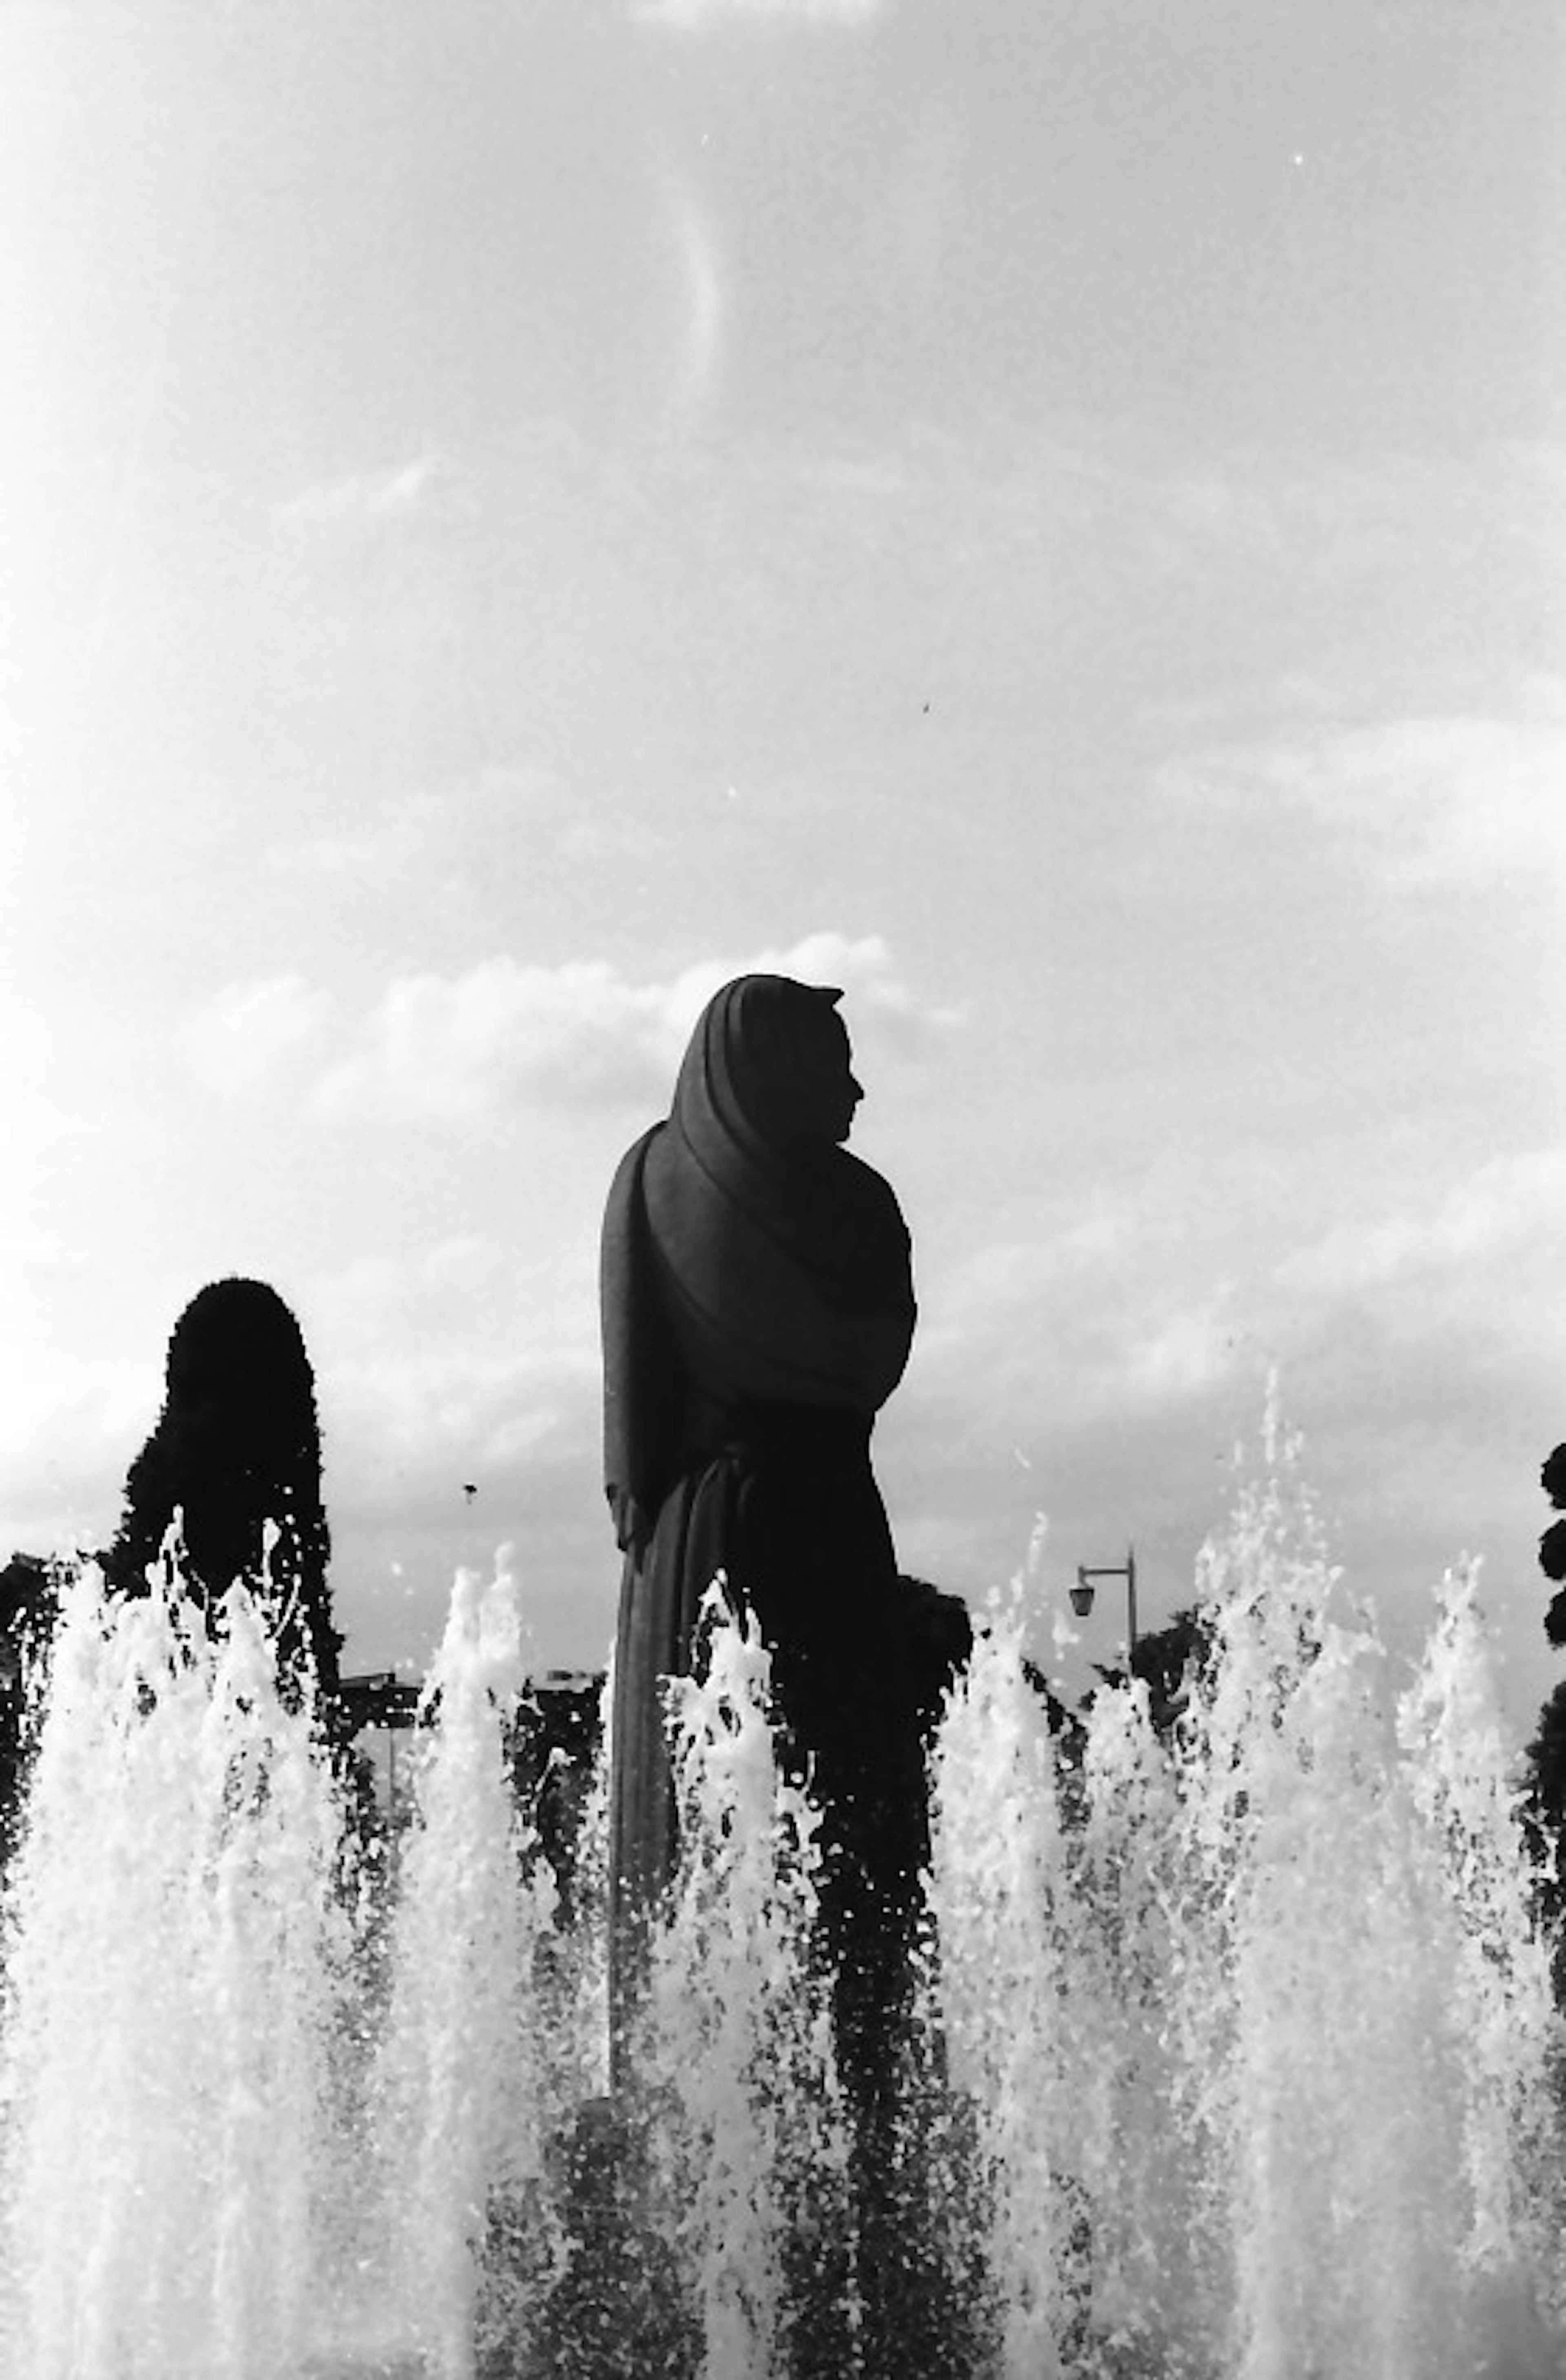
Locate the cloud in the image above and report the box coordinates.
[910,1135,1566,1518]
[1273,1146,1566,1310]
[914,1175,1250,1449]
[184,975,331,1096]
[307,1230,599,1490]
[282,771,675,914]
[1154,681,1566,897]
[665,930,964,1036]
[312,933,954,1126]
[633,0,882,27]
[335,1340,588,1480]
[277,453,462,534]
[313,959,670,1123]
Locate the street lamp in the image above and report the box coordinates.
[1070,1546,1139,1669]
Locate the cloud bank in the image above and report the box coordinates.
[1155,681,1566,898]
[184,975,331,1096]
[179,935,956,1124]
[307,933,951,1125]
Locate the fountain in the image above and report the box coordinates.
[2,1424,1564,2379]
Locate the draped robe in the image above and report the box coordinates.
[600,978,927,2100]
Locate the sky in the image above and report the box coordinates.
[2,0,1564,1739]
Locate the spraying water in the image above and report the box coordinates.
[645,1581,853,2380]
[0,1426,1562,2378]
[0,1535,344,2380]
[361,1550,555,2380]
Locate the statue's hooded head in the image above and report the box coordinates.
[680,975,863,1152]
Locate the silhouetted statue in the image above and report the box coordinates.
[600,975,931,2114]
[104,1278,342,1714]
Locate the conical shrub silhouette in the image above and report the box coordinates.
[105,1278,342,1711]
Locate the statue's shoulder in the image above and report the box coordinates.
[602,1126,668,1275]
[832,1148,910,1240]
[607,1121,664,1197]
[835,1144,898,1198]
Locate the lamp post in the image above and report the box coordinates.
[1070,1546,1139,1672]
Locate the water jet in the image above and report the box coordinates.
[1,1439,1562,2378]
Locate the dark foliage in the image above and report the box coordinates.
[1135,1603,1213,1724]
[1539,1445,1566,1643]
[0,1553,68,1868]
[0,1552,63,1663]
[509,1677,605,1928]
[898,1574,975,1746]
[104,1278,342,1713]
[1087,1603,1214,1736]
[1019,1657,1088,1758]
[1518,1676,1566,2005]
[1542,1444,1566,1511]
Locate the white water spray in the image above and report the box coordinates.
[365,1551,553,2380]
[0,1540,343,2380]
[0,1422,1561,2380]
[644,1579,851,2380]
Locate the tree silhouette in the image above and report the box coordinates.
[1521,1444,1566,2001]
[1540,1443,1566,1644]
[1518,1675,1566,2006]
[898,1573,975,1746]
[0,1553,66,1870]
[104,1279,342,1714]
[1086,1603,1213,1736]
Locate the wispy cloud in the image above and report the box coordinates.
[281,773,675,922]
[915,1174,1248,1440]
[311,933,952,1128]
[633,0,882,27]
[184,975,331,1096]
[319,1241,593,1477]
[914,1135,1566,1489]
[670,930,964,1037]
[277,453,462,533]
[1274,1146,1566,1309]
[1154,681,1566,896]
[313,959,672,1124]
